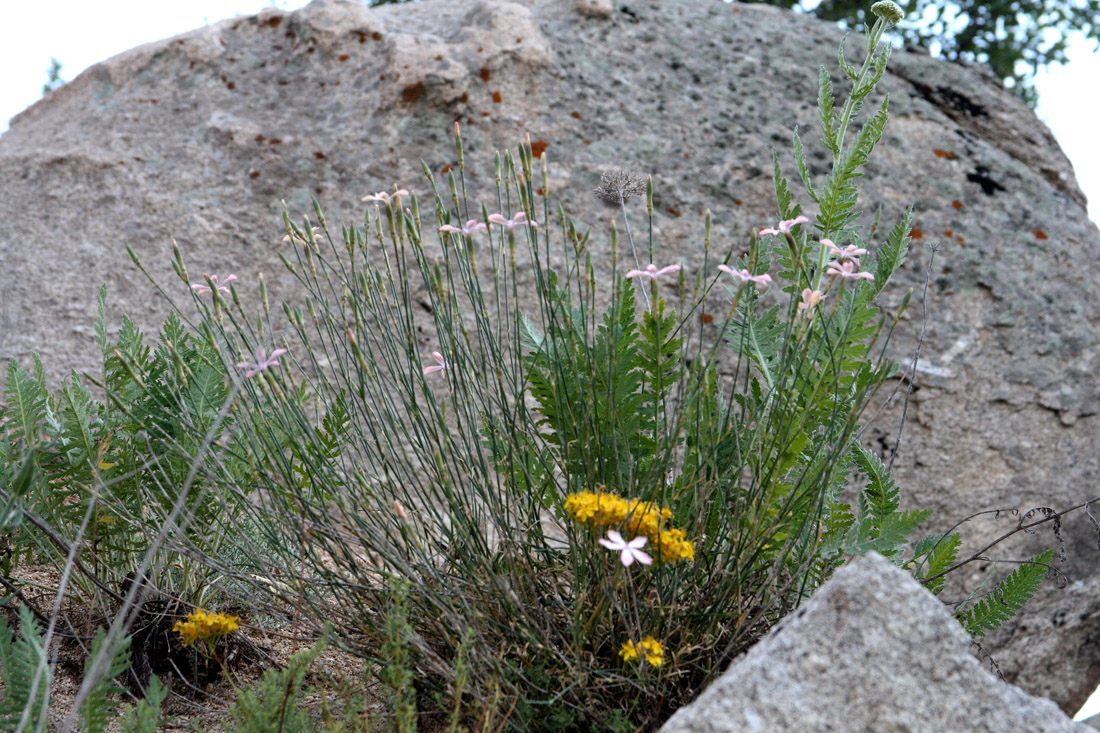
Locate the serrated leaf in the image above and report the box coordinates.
[923,532,961,594]
[852,445,899,527]
[818,65,838,156]
[793,128,819,203]
[962,550,1053,638]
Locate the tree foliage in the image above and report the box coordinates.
[752,0,1099,106]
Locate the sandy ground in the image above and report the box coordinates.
[3,564,390,731]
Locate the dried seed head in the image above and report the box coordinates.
[595,169,647,206]
[871,1,904,23]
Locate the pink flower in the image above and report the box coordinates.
[598,530,653,568]
[798,289,823,311]
[362,189,410,205]
[826,260,875,281]
[191,274,238,296]
[718,264,772,287]
[439,220,487,236]
[625,263,682,280]
[236,347,288,378]
[822,239,868,263]
[488,212,538,230]
[759,216,810,236]
[422,351,447,377]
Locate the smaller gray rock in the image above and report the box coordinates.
[574,0,613,19]
[661,553,1090,733]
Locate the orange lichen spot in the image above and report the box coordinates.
[536,187,546,196]
[909,227,923,239]
[700,312,714,324]
[944,228,953,238]
[667,206,681,217]
[440,164,453,174]
[266,16,282,28]
[951,200,963,210]
[956,235,965,243]
[338,53,350,62]
[481,111,492,117]
[313,151,326,160]
[1033,228,1049,240]
[133,157,143,162]
[491,90,503,104]
[530,139,550,158]
[571,111,582,119]
[583,139,591,145]
[933,148,956,159]
[268,138,283,145]
[480,67,492,82]
[372,31,382,41]
[355,31,367,43]
[249,170,261,179]
[733,199,743,206]
[254,134,267,143]
[402,81,426,103]
[226,81,236,90]
[117,160,126,165]
[460,92,469,104]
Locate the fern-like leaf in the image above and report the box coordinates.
[4,359,48,450]
[852,445,899,528]
[0,605,50,730]
[81,628,132,733]
[962,550,1053,638]
[120,676,167,733]
[921,532,961,595]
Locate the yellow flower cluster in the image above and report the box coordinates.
[619,636,664,667]
[173,609,240,646]
[563,491,695,563]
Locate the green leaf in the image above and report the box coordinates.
[852,445,898,527]
[0,605,50,729]
[81,628,132,733]
[120,676,167,733]
[962,550,1053,638]
[4,359,48,450]
[922,532,961,595]
[728,304,784,390]
[817,65,838,156]
[793,128,820,203]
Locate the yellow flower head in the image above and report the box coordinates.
[173,609,240,646]
[563,490,694,563]
[619,636,664,667]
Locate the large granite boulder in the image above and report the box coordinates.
[0,0,1097,712]
[661,553,1092,732]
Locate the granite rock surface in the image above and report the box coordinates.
[661,553,1093,733]
[1,0,1098,711]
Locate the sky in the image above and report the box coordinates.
[0,0,1098,720]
